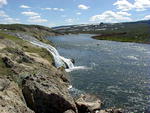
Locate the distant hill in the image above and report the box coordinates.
[0,24,62,44]
[52,20,150,44]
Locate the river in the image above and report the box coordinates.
[48,34,150,113]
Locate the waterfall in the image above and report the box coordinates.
[16,33,90,72]
[16,33,75,69]
[30,41,75,68]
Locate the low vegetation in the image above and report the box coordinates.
[0,30,55,79]
[53,20,150,44]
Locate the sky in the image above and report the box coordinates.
[0,0,150,27]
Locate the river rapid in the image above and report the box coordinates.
[48,34,150,113]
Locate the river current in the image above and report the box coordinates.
[48,34,150,113]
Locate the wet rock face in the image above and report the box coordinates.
[75,94,102,113]
[71,59,75,64]
[22,74,78,113]
[0,78,34,113]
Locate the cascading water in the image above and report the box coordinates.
[30,41,74,68]
[16,33,88,72]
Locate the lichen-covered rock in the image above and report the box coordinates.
[0,77,34,113]
[75,94,102,113]
[22,74,78,113]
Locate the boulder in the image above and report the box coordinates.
[0,77,34,113]
[75,94,102,113]
[22,74,78,113]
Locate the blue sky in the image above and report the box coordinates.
[0,0,150,27]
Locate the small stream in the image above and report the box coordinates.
[48,34,150,113]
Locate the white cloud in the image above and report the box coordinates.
[0,0,7,8]
[113,0,134,11]
[20,5,30,9]
[4,17,20,23]
[134,0,150,11]
[28,18,48,23]
[28,15,48,23]
[89,10,132,23]
[143,15,150,20]
[21,11,39,16]
[0,10,20,24]
[42,7,64,11]
[117,11,131,16]
[59,8,64,11]
[0,10,8,17]
[29,15,41,19]
[53,8,59,11]
[113,0,150,11]
[21,11,48,23]
[76,12,81,15]
[65,18,74,23]
[42,8,52,10]
[78,4,90,10]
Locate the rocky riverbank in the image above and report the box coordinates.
[0,24,123,113]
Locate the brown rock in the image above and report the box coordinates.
[0,78,34,113]
[22,74,78,113]
[75,94,102,113]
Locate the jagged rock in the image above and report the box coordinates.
[6,48,34,63]
[2,57,14,68]
[75,94,102,113]
[0,77,34,113]
[22,74,78,113]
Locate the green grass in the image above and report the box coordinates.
[92,32,150,43]
[0,32,27,45]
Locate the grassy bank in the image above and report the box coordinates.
[0,25,57,79]
[52,20,150,44]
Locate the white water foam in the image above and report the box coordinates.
[65,66,92,72]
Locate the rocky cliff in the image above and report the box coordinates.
[0,24,123,113]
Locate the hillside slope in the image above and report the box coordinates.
[52,20,150,43]
[0,25,77,113]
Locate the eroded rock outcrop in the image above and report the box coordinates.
[0,77,34,113]
[75,94,102,113]
[2,57,14,68]
[22,74,78,113]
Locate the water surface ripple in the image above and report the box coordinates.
[48,34,150,113]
